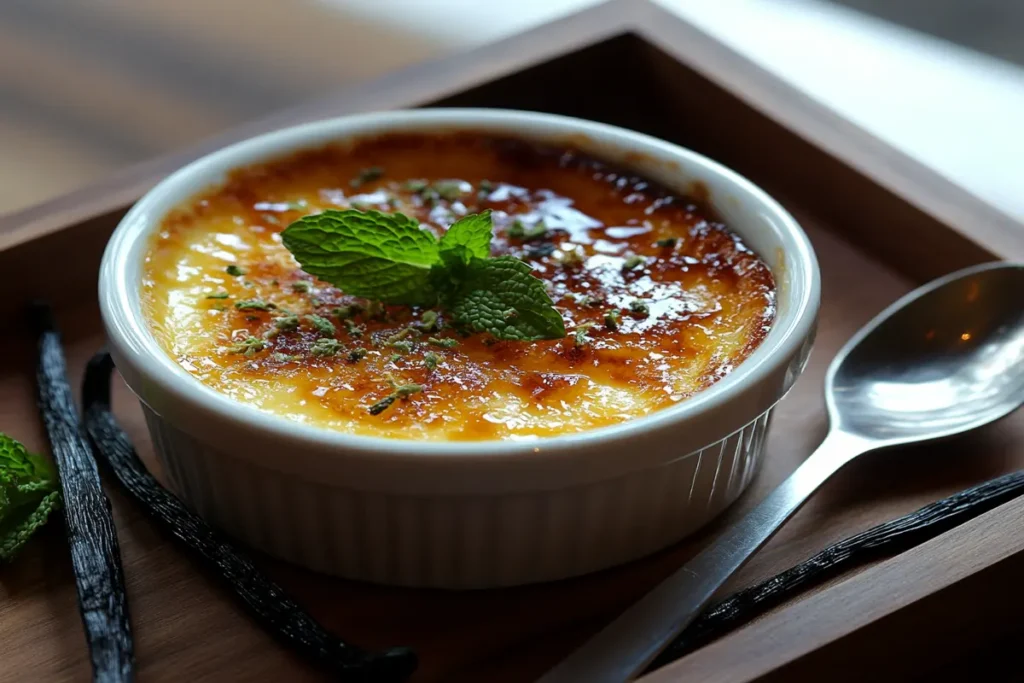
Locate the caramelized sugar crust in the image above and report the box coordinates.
[142,133,775,441]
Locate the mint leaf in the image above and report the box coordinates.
[439,210,493,266]
[282,209,439,305]
[0,433,61,563]
[449,256,566,340]
[282,209,566,342]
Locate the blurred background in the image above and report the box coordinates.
[2,0,1022,219]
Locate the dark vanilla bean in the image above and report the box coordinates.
[82,351,416,683]
[29,304,135,683]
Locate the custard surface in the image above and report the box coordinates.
[142,133,775,441]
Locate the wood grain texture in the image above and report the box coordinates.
[0,2,1022,682]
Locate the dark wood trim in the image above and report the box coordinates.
[642,493,1024,682]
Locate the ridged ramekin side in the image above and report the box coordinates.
[143,408,771,589]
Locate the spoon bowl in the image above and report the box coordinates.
[828,262,1024,445]
[540,260,1024,683]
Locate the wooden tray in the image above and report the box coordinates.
[1,1,1022,681]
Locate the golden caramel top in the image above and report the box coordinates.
[142,133,775,441]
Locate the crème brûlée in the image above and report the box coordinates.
[141,132,776,442]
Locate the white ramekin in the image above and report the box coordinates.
[99,109,820,589]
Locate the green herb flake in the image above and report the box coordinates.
[604,309,621,331]
[478,179,494,195]
[367,394,396,415]
[507,219,548,242]
[226,265,245,277]
[272,353,300,363]
[305,314,337,337]
[622,255,646,272]
[347,348,368,362]
[368,381,424,415]
[350,166,384,188]
[428,337,459,348]
[405,179,428,193]
[396,383,422,398]
[423,351,441,372]
[432,180,465,202]
[310,338,343,357]
[573,323,597,347]
[417,310,441,333]
[629,299,650,317]
[389,340,414,354]
[654,237,679,248]
[292,281,312,293]
[344,319,364,338]
[228,337,266,356]
[234,299,275,311]
[271,314,299,332]
[389,353,402,364]
[385,327,418,345]
[205,292,230,300]
[333,303,365,320]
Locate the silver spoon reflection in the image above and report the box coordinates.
[539,261,1024,683]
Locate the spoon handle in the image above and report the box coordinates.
[536,429,869,683]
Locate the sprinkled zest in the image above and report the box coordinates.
[350,166,384,188]
[507,219,548,241]
[368,379,423,415]
[604,309,621,331]
[281,208,566,342]
[428,337,458,348]
[304,314,336,337]
[310,338,342,357]
[235,299,275,311]
[629,299,650,316]
[622,254,645,272]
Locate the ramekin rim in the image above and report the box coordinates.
[99,107,821,463]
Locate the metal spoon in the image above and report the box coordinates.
[539,260,1024,683]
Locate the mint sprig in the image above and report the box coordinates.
[282,209,566,341]
[0,433,62,562]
